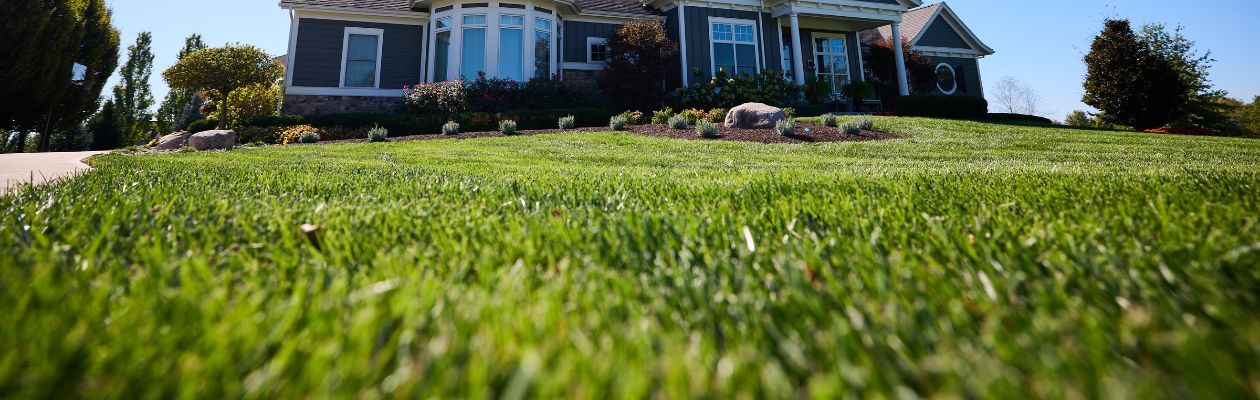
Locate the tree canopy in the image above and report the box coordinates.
[156,34,208,132]
[113,31,156,144]
[163,45,283,129]
[864,38,935,106]
[1082,19,1188,131]
[598,19,679,112]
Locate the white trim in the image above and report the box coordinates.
[678,2,688,87]
[934,62,956,95]
[287,86,403,97]
[289,8,428,25]
[419,18,428,83]
[338,27,385,89]
[771,2,905,21]
[788,13,804,84]
[284,11,300,89]
[907,3,994,56]
[916,46,985,58]
[585,37,609,63]
[707,16,761,77]
[854,33,865,82]
[562,62,606,71]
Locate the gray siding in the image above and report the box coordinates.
[917,18,969,49]
[674,6,778,83]
[292,18,424,89]
[926,56,982,97]
[563,21,621,63]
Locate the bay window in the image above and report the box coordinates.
[433,17,451,82]
[710,18,758,77]
[460,14,487,79]
[426,4,556,82]
[534,17,553,78]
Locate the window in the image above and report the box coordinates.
[587,37,608,63]
[341,27,382,88]
[433,17,452,81]
[812,35,849,96]
[935,63,957,95]
[534,17,553,78]
[499,15,525,81]
[461,14,487,79]
[710,19,757,77]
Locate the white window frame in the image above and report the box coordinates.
[586,37,609,64]
[425,5,557,83]
[707,16,760,78]
[339,27,385,89]
[935,63,957,95]
[810,32,851,96]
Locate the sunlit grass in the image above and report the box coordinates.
[2,117,1259,398]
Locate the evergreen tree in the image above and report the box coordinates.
[1082,19,1187,131]
[1139,23,1234,132]
[156,34,208,132]
[86,100,123,150]
[113,31,156,143]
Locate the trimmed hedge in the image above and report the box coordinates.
[897,95,988,119]
[241,108,616,142]
[987,113,1054,125]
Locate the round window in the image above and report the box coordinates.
[935,63,957,95]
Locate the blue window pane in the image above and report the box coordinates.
[534,32,551,77]
[713,42,734,75]
[436,17,451,29]
[499,28,524,80]
[347,35,378,61]
[345,61,376,87]
[735,44,756,74]
[434,31,450,81]
[461,28,486,79]
[344,34,378,87]
[463,15,486,25]
[711,23,733,41]
[734,25,754,42]
[501,15,523,25]
[535,18,551,30]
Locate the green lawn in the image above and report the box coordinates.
[2,117,1259,398]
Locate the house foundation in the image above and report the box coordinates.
[282,95,405,115]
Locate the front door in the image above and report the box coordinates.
[812,34,850,99]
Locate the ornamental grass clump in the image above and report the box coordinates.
[841,122,862,135]
[858,118,875,131]
[298,131,320,144]
[695,121,719,138]
[668,115,688,129]
[499,120,518,135]
[558,115,575,129]
[775,118,796,136]
[609,116,628,131]
[442,121,460,135]
[367,125,388,142]
[820,113,838,127]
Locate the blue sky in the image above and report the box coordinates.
[105,0,1259,120]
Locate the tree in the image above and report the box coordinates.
[1237,97,1260,135]
[86,100,123,150]
[1082,19,1187,131]
[864,38,935,106]
[156,34,208,132]
[113,31,156,143]
[1139,23,1233,133]
[991,77,1045,117]
[163,45,284,129]
[598,19,679,112]
[0,0,119,153]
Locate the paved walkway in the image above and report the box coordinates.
[0,151,106,194]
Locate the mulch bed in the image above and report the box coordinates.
[321,121,897,145]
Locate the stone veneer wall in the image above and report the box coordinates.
[282,95,405,115]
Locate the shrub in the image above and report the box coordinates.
[599,19,679,112]
[841,122,861,135]
[617,110,645,125]
[775,118,796,136]
[782,107,796,119]
[609,116,628,131]
[706,108,727,123]
[803,78,834,105]
[235,126,280,144]
[674,69,803,109]
[695,121,719,138]
[242,109,617,136]
[897,95,988,119]
[820,113,838,127]
[186,118,217,133]
[467,73,522,113]
[987,113,1054,125]
[403,80,468,114]
[678,108,705,125]
[368,125,388,142]
[558,115,575,129]
[226,82,282,127]
[178,145,196,153]
[298,131,320,144]
[499,120,518,135]
[442,121,460,135]
[668,115,688,129]
[651,108,674,124]
[279,125,320,144]
[858,118,874,131]
[840,81,876,109]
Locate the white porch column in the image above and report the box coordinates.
[891,22,909,96]
[678,1,689,87]
[788,13,805,85]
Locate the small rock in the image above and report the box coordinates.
[725,103,786,129]
[154,132,193,150]
[188,130,236,151]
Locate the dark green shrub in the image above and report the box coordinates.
[186,118,218,133]
[674,69,802,109]
[987,113,1054,125]
[897,95,988,119]
[298,131,320,144]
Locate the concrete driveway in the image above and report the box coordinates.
[1,151,106,194]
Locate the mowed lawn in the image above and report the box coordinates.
[2,117,1259,398]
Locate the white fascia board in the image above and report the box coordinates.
[289,7,430,25]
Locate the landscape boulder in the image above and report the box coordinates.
[725,103,786,129]
[188,130,236,151]
[154,132,193,151]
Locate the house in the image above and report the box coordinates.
[277,0,994,114]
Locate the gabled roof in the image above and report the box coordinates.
[278,0,658,17]
[863,2,994,57]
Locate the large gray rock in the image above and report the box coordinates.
[188,130,236,151]
[725,102,786,129]
[154,132,193,151]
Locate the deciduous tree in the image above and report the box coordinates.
[162,45,284,129]
[1140,23,1233,133]
[1082,19,1186,131]
[991,77,1045,117]
[599,19,679,112]
[156,34,208,132]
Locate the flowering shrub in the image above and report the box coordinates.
[674,69,802,109]
[651,108,674,124]
[403,80,468,114]
[1144,126,1215,135]
[279,125,320,145]
[467,72,522,113]
[617,110,646,125]
[706,108,727,123]
[677,108,705,125]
